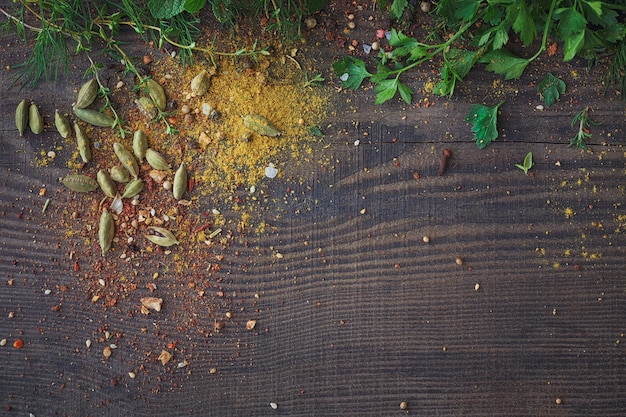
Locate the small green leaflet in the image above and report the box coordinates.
[183,0,206,13]
[433,48,481,97]
[375,78,413,105]
[307,126,324,137]
[389,30,427,61]
[464,101,505,149]
[479,49,530,80]
[515,152,534,175]
[332,56,372,90]
[537,73,566,107]
[148,0,185,19]
[390,0,409,20]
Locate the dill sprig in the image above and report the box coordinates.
[0,0,271,89]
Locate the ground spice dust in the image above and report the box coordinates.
[39,37,334,382]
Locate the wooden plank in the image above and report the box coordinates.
[0,5,625,417]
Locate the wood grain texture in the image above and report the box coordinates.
[1,6,626,417]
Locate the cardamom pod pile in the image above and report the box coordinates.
[17,75,190,257]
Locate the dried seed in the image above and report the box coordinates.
[145,78,166,111]
[74,122,91,163]
[54,110,71,138]
[15,99,28,136]
[246,319,257,330]
[75,78,98,109]
[140,297,163,312]
[99,209,114,257]
[29,102,43,134]
[145,148,171,171]
[145,226,179,247]
[103,346,112,358]
[113,142,139,178]
[243,114,280,136]
[173,162,187,200]
[132,130,148,162]
[110,166,131,183]
[135,97,157,120]
[61,174,99,192]
[73,107,115,128]
[190,70,211,96]
[97,169,118,198]
[121,178,144,198]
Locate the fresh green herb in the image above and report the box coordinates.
[515,152,534,175]
[333,0,626,104]
[307,125,323,137]
[538,73,566,107]
[464,101,505,149]
[304,71,324,88]
[569,106,600,151]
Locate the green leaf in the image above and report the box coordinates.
[557,8,587,37]
[563,30,585,61]
[515,152,534,174]
[537,73,566,107]
[332,57,372,90]
[586,1,603,17]
[375,79,399,104]
[464,101,505,149]
[510,1,536,46]
[479,49,530,80]
[389,29,420,59]
[390,0,409,20]
[454,0,480,21]
[397,82,414,104]
[492,26,509,50]
[184,0,206,13]
[148,0,186,19]
[307,126,324,137]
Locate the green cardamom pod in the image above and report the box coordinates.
[135,97,157,120]
[99,209,114,257]
[190,70,211,96]
[121,178,144,198]
[75,78,98,109]
[243,115,280,137]
[73,107,115,128]
[74,122,91,163]
[29,103,44,134]
[145,148,171,171]
[61,174,99,193]
[113,142,139,178]
[133,130,148,162]
[145,78,166,111]
[145,226,179,247]
[54,110,71,138]
[15,99,28,137]
[97,169,118,198]
[110,166,130,183]
[173,162,187,200]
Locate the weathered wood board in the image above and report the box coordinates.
[1,2,626,416]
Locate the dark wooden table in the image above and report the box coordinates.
[1,3,626,416]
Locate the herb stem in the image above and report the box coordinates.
[529,0,558,62]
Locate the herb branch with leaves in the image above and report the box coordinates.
[334,0,626,105]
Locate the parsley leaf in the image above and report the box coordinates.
[464,101,505,149]
[479,49,530,79]
[538,73,566,107]
[148,0,186,19]
[332,56,372,90]
[390,0,409,20]
[375,78,413,105]
[389,29,420,60]
[184,0,206,13]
